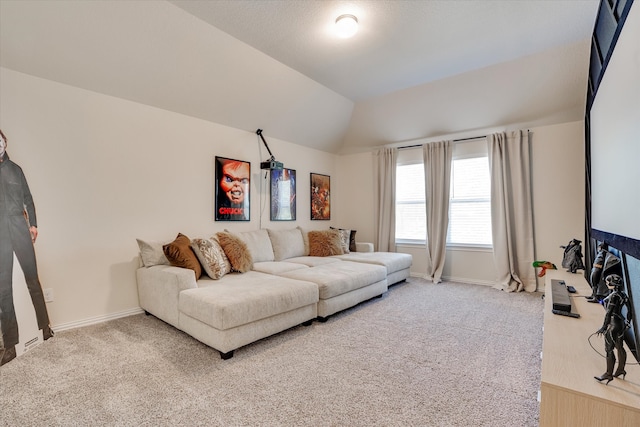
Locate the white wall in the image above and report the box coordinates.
[336,120,586,288]
[1,67,339,329]
[1,65,586,329]
[530,121,585,285]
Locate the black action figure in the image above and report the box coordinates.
[594,274,631,384]
[560,238,585,273]
[588,244,621,303]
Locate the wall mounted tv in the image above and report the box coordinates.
[587,0,639,363]
[589,0,639,259]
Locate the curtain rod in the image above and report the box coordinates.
[396,129,530,150]
[397,135,487,150]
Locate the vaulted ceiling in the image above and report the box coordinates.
[0,1,599,154]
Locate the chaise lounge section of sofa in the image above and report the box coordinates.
[136,227,412,359]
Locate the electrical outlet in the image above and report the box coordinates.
[43,288,54,302]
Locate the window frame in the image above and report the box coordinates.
[446,153,493,249]
[395,159,426,245]
[393,139,493,249]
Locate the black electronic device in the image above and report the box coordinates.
[551,279,581,318]
[567,285,577,293]
[552,309,580,318]
[260,160,284,170]
[585,0,639,365]
[256,129,284,170]
[551,279,572,312]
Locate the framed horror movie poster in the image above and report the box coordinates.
[310,173,330,220]
[270,168,296,221]
[215,156,250,221]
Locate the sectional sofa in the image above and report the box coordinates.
[136,227,412,359]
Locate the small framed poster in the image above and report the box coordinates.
[310,173,330,220]
[270,168,296,221]
[215,156,250,221]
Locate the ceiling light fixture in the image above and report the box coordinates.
[335,14,358,38]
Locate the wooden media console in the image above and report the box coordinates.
[540,269,640,426]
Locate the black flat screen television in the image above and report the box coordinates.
[620,252,640,363]
[587,0,639,363]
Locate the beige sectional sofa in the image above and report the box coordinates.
[136,228,412,359]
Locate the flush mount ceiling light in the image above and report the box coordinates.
[335,14,358,38]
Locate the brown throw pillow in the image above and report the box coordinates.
[163,233,202,279]
[216,231,253,273]
[308,229,344,257]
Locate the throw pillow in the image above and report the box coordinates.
[267,228,306,260]
[330,227,358,253]
[308,229,344,257]
[163,233,202,279]
[216,231,253,273]
[136,238,170,267]
[191,237,231,279]
[230,229,275,262]
[337,228,352,254]
[297,226,311,255]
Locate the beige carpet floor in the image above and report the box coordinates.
[0,277,543,426]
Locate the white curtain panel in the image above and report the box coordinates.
[373,147,397,252]
[488,131,536,292]
[422,141,453,283]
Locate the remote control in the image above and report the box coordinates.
[552,309,580,318]
[567,285,576,293]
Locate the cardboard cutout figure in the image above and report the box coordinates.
[0,129,53,366]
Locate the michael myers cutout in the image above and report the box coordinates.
[0,129,53,366]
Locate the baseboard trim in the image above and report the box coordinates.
[52,307,144,333]
[442,276,496,287]
[409,272,496,287]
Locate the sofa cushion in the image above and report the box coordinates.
[297,226,311,255]
[179,271,318,330]
[308,229,343,257]
[233,229,275,262]
[267,228,306,260]
[191,237,231,279]
[137,238,170,267]
[333,252,413,275]
[284,256,342,267]
[277,261,387,300]
[216,232,253,273]
[163,233,202,279]
[252,261,309,275]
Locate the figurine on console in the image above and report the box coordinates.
[588,243,621,303]
[594,274,632,384]
[560,238,585,274]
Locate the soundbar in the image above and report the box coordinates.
[551,280,571,311]
[551,279,580,318]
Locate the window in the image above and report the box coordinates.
[394,142,492,247]
[447,157,492,246]
[395,163,425,242]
